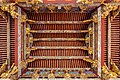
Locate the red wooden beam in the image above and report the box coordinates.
[101,18,105,66]
[15,18,18,66]
[9,0,15,2]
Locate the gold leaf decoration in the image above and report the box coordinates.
[1,63,18,79]
[26,47,31,55]
[76,0,93,4]
[111,6,120,20]
[26,0,43,5]
[48,70,55,78]
[21,15,36,23]
[88,27,93,34]
[32,69,39,78]
[32,6,39,13]
[76,0,105,4]
[88,47,93,54]
[48,5,56,13]
[111,60,120,75]
[30,36,33,44]
[0,9,7,20]
[85,37,89,44]
[1,3,18,18]
[64,6,72,12]
[26,27,30,35]
[93,14,98,23]
[0,59,8,75]
[102,63,118,79]
[20,58,35,69]
[80,5,87,12]
[64,70,71,78]
[83,58,98,68]
[80,69,88,78]
[102,4,119,18]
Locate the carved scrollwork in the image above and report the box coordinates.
[48,5,56,13]
[26,47,31,55]
[64,5,72,12]
[85,26,93,54]
[26,27,30,35]
[83,14,98,23]
[1,3,18,18]
[80,69,88,78]
[26,0,43,5]
[102,63,118,79]
[83,58,98,68]
[88,27,93,34]
[20,58,35,69]
[0,9,7,20]
[0,63,18,79]
[85,36,89,44]
[76,0,105,4]
[111,60,120,75]
[48,70,55,78]
[93,14,98,23]
[64,70,71,78]
[102,4,119,18]
[29,34,33,46]
[32,6,40,13]
[0,59,8,75]
[111,6,120,20]
[79,5,87,12]
[32,69,39,78]
[88,47,93,54]
[76,0,93,4]
[21,15,36,23]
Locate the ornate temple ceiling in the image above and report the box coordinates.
[0,0,120,79]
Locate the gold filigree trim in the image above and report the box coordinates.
[76,0,105,4]
[20,58,35,69]
[102,63,118,79]
[83,58,97,68]
[111,60,120,75]
[32,69,39,78]
[0,63,18,79]
[0,9,7,20]
[0,59,8,75]
[1,3,18,18]
[21,15,36,23]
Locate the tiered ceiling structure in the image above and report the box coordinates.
[0,0,120,80]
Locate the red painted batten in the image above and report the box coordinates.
[101,18,105,66]
[15,18,18,66]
